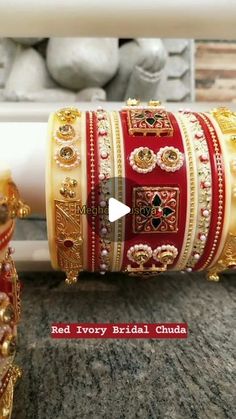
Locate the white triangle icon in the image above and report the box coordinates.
[108,198,131,222]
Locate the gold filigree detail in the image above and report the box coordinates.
[0,365,22,419]
[0,378,13,419]
[129,147,157,174]
[156,146,184,172]
[126,98,140,107]
[207,233,236,281]
[60,178,78,199]
[148,100,162,107]
[212,107,236,134]
[127,108,173,137]
[0,181,30,224]
[55,200,83,284]
[126,243,178,277]
[4,255,21,322]
[56,107,81,123]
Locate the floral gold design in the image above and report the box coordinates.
[212,107,236,134]
[156,146,184,172]
[55,200,83,283]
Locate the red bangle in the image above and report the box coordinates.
[0,222,14,252]
[193,113,226,270]
[119,108,188,273]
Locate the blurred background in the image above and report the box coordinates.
[1,38,234,104]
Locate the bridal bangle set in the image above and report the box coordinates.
[46,103,236,283]
[0,169,30,418]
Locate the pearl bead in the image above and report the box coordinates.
[101,249,108,256]
[99,128,106,135]
[8,246,15,255]
[100,263,107,270]
[202,209,209,218]
[0,292,7,301]
[195,131,203,139]
[100,200,106,208]
[200,234,206,242]
[186,267,192,272]
[101,227,108,235]
[97,113,105,120]
[200,154,209,162]
[100,271,106,275]
[99,173,105,180]
[3,263,11,272]
[194,253,200,260]
[101,151,108,159]
[204,181,211,188]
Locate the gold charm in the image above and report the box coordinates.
[156,146,184,172]
[153,245,178,265]
[0,181,30,223]
[1,334,17,358]
[54,145,80,169]
[60,178,78,199]
[54,124,77,145]
[127,108,173,137]
[148,100,162,107]
[129,147,157,173]
[207,233,236,281]
[56,107,81,123]
[126,98,140,107]
[126,243,178,276]
[127,244,153,265]
[212,107,236,134]
[133,186,179,234]
[55,200,83,284]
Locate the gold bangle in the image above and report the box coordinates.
[207,108,236,280]
[46,107,84,284]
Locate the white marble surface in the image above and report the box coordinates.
[0,1,235,38]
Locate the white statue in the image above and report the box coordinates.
[2,37,167,102]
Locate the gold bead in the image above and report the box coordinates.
[17,204,30,219]
[1,334,17,357]
[207,272,220,282]
[232,186,236,198]
[69,179,78,187]
[148,100,161,107]
[68,191,76,199]
[0,303,15,324]
[11,365,23,384]
[230,135,236,143]
[2,408,10,417]
[59,187,67,196]
[126,98,140,107]
[65,271,78,285]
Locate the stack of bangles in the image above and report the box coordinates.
[46,102,236,284]
[0,167,30,418]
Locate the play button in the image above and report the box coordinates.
[108,198,131,222]
[86,176,139,243]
